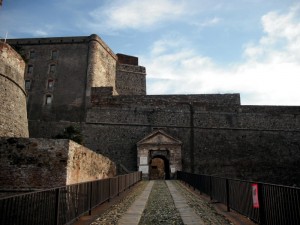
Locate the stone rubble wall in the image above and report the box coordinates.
[0,42,28,137]
[0,138,116,190]
[67,140,116,185]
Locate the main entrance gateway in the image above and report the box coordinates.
[137,130,182,179]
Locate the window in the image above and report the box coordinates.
[29,50,35,59]
[27,65,33,74]
[45,95,52,105]
[51,50,58,60]
[49,64,56,73]
[25,80,31,90]
[47,79,54,89]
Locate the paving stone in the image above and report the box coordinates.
[118,181,154,225]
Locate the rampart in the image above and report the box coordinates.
[26,92,300,186]
[83,94,300,185]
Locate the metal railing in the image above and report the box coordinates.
[0,171,142,225]
[177,171,300,225]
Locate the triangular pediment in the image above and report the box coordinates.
[137,130,182,146]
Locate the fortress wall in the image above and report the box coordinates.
[116,64,146,95]
[82,124,192,172]
[82,124,150,171]
[0,138,116,190]
[194,129,300,186]
[91,94,241,106]
[7,40,89,122]
[0,42,28,137]
[81,117,300,186]
[194,111,300,130]
[28,120,80,139]
[86,106,191,126]
[26,93,300,185]
[83,95,300,185]
[89,94,299,130]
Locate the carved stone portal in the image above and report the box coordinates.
[137,130,182,179]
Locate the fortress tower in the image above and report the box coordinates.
[0,41,28,137]
[6,34,146,123]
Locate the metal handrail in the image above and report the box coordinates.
[0,171,142,225]
[177,171,300,225]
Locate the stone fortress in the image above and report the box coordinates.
[1,33,300,188]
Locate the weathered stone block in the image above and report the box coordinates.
[0,138,116,190]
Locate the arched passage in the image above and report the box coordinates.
[137,129,182,179]
[149,155,170,180]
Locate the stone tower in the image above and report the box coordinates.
[0,41,29,137]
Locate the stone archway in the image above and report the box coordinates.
[149,154,170,180]
[137,130,182,179]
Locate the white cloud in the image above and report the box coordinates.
[32,30,49,37]
[89,0,187,31]
[191,17,221,29]
[142,4,300,105]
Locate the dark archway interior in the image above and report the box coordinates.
[149,156,170,180]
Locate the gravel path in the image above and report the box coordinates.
[90,181,148,225]
[138,180,183,225]
[173,181,233,225]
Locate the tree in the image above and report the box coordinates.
[54,125,83,144]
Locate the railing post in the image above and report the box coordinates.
[210,176,213,201]
[197,175,203,195]
[89,182,93,215]
[226,179,230,212]
[107,178,111,202]
[54,188,60,225]
[117,175,120,196]
[258,183,266,225]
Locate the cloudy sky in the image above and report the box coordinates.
[1,0,300,105]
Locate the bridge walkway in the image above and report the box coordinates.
[76,180,256,225]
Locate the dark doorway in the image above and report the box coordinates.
[149,156,170,180]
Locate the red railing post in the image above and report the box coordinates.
[258,183,266,225]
